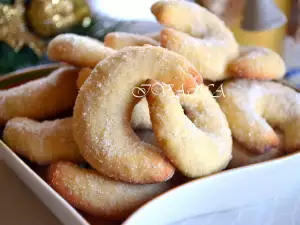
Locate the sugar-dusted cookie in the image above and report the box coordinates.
[48,162,172,220]
[48,33,116,67]
[0,67,78,124]
[3,117,83,165]
[73,46,202,184]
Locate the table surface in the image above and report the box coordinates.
[0,160,61,225]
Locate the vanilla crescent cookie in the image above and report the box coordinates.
[104,32,159,50]
[228,135,285,169]
[73,46,202,184]
[146,80,232,178]
[48,34,116,68]
[131,98,152,130]
[48,162,172,220]
[3,117,83,165]
[0,67,78,125]
[76,68,152,129]
[76,67,152,130]
[77,69,153,129]
[152,1,239,81]
[76,67,92,90]
[229,46,286,80]
[144,32,160,42]
[219,79,300,154]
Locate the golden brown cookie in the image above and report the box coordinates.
[152,1,239,81]
[228,138,285,169]
[104,32,159,50]
[131,98,152,130]
[73,46,202,184]
[218,79,300,154]
[229,46,286,80]
[0,67,78,125]
[144,32,160,42]
[76,67,92,90]
[48,162,172,220]
[146,80,232,178]
[3,117,83,165]
[76,69,153,130]
[48,33,116,68]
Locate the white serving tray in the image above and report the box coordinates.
[0,141,89,225]
[124,152,300,225]
[0,65,116,225]
[2,132,300,225]
[1,65,300,225]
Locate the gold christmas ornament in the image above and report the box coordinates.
[27,0,91,37]
[0,0,45,56]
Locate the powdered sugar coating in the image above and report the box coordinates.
[131,98,152,129]
[0,67,78,125]
[73,46,201,184]
[229,46,286,80]
[219,79,300,154]
[3,117,83,164]
[152,0,239,81]
[48,33,116,68]
[48,162,171,220]
[104,32,159,50]
[228,131,285,169]
[147,81,232,178]
[144,32,161,42]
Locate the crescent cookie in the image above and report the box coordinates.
[131,98,152,130]
[48,162,172,220]
[144,32,160,42]
[0,67,78,125]
[229,46,286,80]
[77,68,153,129]
[76,68,152,130]
[75,68,152,130]
[3,117,83,165]
[152,1,239,81]
[76,68,92,90]
[218,79,300,154]
[104,32,159,50]
[228,137,285,169]
[146,80,232,178]
[48,33,116,68]
[73,46,202,184]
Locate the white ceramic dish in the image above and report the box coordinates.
[0,65,115,225]
[0,141,89,225]
[1,65,300,225]
[124,153,300,225]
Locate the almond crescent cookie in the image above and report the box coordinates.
[48,162,172,220]
[104,32,159,50]
[0,67,78,125]
[229,46,286,80]
[152,0,239,81]
[146,80,232,177]
[48,34,116,68]
[73,46,202,184]
[219,79,300,154]
[3,117,83,165]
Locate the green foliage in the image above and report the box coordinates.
[0,43,43,75]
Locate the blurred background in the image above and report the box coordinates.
[1,0,300,80]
